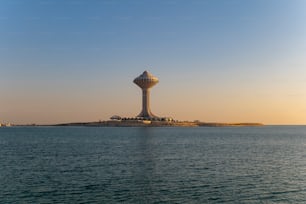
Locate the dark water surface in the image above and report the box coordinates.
[1,126,306,203]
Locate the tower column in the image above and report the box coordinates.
[140,88,151,118]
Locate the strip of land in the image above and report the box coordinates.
[53,120,263,127]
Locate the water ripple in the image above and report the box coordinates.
[1,126,306,203]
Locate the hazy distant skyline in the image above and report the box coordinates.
[1,0,306,125]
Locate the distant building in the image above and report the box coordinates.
[110,115,121,120]
[110,70,174,122]
[0,122,12,127]
[133,71,159,119]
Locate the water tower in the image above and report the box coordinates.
[133,71,159,119]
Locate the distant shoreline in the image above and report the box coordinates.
[5,120,264,127]
[50,120,264,127]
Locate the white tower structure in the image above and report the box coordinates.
[133,71,159,119]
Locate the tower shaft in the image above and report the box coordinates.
[138,89,155,118]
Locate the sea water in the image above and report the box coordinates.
[0,126,306,203]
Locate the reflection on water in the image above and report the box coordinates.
[1,126,306,203]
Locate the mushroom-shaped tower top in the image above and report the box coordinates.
[133,71,159,89]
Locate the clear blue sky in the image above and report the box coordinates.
[1,0,306,124]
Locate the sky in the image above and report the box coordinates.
[0,0,306,125]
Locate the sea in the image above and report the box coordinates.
[0,126,306,203]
